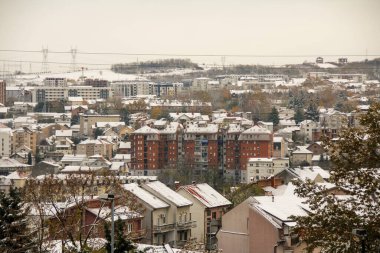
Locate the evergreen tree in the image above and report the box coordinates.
[104,220,136,253]
[292,103,380,252]
[27,152,33,165]
[0,188,36,253]
[94,128,104,139]
[294,107,305,124]
[305,102,319,122]
[268,107,280,126]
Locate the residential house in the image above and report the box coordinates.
[77,139,113,160]
[123,183,171,245]
[177,183,231,250]
[141,181,194,248]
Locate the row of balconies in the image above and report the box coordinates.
[153,220,197,233]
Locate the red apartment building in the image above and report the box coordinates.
[130,120,182,175]
[183,122,219,171]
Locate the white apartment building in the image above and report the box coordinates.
[111,80,154,97]
[247,157,289,183]
[0,128,13,158]
[299,120,319,142]
[32,85,112,102]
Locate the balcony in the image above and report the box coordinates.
[176,220,197,230]
[153,223,175,233]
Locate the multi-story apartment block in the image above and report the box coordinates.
[32,85,112,103]
[0,80,6,105]
[319,109,348,139]
[111,80,154,97]
[238,126,273,182]
[76,139,113,160]
[79,114,121,137]
[44,77,67,87]
[0,127,13,157]
[130,120,182,175]
[299,120,320,143]
[153,83,183,97]
[246,157,289,183]
[12,127,38,155]
[183,122,219,171]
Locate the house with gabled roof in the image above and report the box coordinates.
[177,183,231,250]
[141,181,195,248]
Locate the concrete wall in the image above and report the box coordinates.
[217,199,250,253]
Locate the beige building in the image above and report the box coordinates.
[123,183,171,245]
[32,85,112,103]
[0,127,13,157]
[76,139,113,159]
[79,114,121,137]
[141,181,194,248]
[273,136,287,158]
[218,194,320,253]
[291,146,313,166]
[177,183,231,250]
[12,127,38,155]
[247,158,289,183]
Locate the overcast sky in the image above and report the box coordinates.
[0,0,379,70]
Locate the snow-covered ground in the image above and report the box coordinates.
[11,69,146,85]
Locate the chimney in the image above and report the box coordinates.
[272,195,274,202]
[174,181,181,190]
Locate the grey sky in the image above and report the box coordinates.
[0,0,379,69]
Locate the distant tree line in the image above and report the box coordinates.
[111,58,200,74]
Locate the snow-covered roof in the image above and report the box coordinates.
[94,122,125,128]
[60,154,87,162]
[0,158,32,168]
[143,181,192,207]
[55,129,73,137]
[185,123,218,134]
[123,183,169,209]
[287,166,330,181]
[273,136,283,143]
[60,166,104,173]
[112,154,131,161]
[248,158,273,163]
[133,125,160,134]
[178,183,231,208]
[87,205,142,221]
[241,125,271,135]
[292,146,313,154]
[118,141,131,149]
[253,195,308,222]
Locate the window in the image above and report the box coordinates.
[127,223,133,232]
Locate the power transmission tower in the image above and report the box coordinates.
[221,56,226,69]
[41,47,49,73]
[71,47,77,72]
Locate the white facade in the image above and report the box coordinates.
[0,128,13,158]
[247,158,289,183]
[32,86,112,102]
[299,120,319,142]
[111,81,154,97]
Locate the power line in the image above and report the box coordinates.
[0,49,380,58]
[0,59,379,70]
